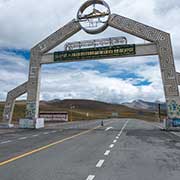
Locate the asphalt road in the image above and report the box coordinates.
[0,118,180,180]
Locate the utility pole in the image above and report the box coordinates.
[70,105,75,122]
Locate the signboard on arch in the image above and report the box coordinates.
[54,44,136,62]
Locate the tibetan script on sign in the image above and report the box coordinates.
[54,44,136,62]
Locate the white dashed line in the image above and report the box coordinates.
[86,175,95,180]
[109,144,114,148]
[32,134,39,137]
[113,140,117,143]
[51,130,57,133]
[18,137,27,140]
[96,160,105,167]
[0,140,12,144]
[104,150,110,156]
[119,120,129,137]
[43,132,49,135]
[115,136,119,139]
[105,127,113,131]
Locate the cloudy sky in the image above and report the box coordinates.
[0,0,180,103]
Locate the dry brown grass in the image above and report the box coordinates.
[0,100,165,123]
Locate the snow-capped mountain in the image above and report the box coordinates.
[122,100,166,111]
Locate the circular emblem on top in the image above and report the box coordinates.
[77,0,111,34]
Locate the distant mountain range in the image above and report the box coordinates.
[0,98,166,112]
[122,100,166,111]
[43,99,126,111]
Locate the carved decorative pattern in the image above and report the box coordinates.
[176,72,180,85]
[108,14,167,42]
[26,102,36,118]
[167,98,180,118]
[165,83,179,97]
[162,69,176,81]
[35,20,81,54]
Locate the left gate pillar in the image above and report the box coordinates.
[26,49,42,119]
[25,19,81,120]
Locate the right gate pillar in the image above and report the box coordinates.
[108,14,180,128]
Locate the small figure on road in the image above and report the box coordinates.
[101,120,104,126]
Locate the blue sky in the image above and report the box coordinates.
[2,48,30,60]
[0,0,180,103]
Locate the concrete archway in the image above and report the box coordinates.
[3,0,180,129]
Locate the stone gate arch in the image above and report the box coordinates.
[3,0,180,129]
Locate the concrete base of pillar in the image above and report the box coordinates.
[19,118,44,129]
[8,124,14,128]
[0,123,14,128]
[163,118,180,130]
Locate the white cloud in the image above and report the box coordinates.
[0,51,28,100]
[0,0,179,50]
[40,60,165,103]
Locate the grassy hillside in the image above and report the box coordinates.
[0,101,26,123]
[0,99,166,123]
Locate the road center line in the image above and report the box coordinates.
[113,140,117,143]
[86,175,95,180]
[109,120,129,149]
[96,159,104,167]
[119,120,129,137]
[32,134,39,137]
[0,125,101,167]
[18,137,27,140]
[43,132,49,135]
[0,120,116,167]
[109,144,114,148]
[104,150,110,156]
[105,127,113,131]
[51,130,57,133]
[1,140,12,144]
